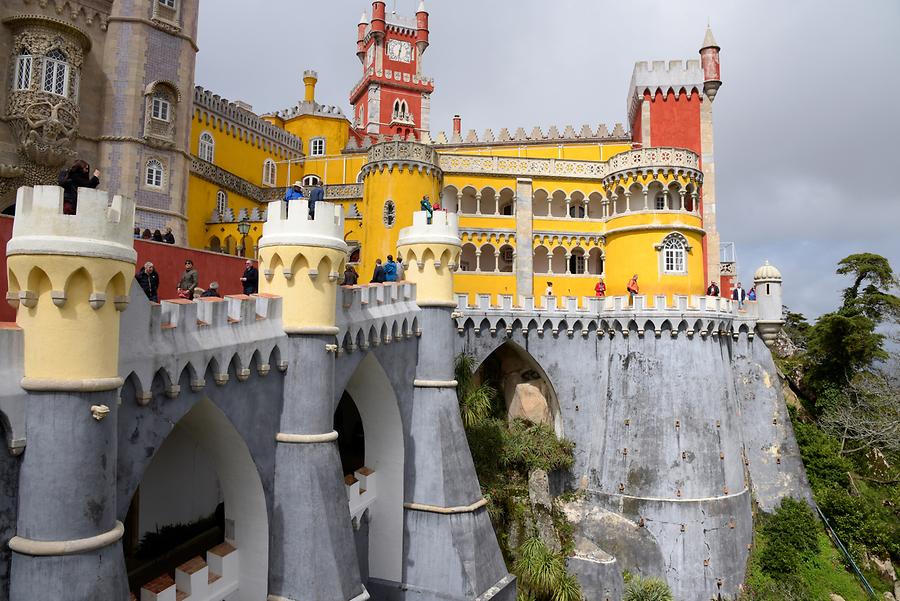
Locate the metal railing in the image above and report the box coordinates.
[816,506,877,599]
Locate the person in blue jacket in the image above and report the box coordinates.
[383,255,398,282]
[284,181,304,201]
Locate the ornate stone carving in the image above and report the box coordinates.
[4,19,89,167]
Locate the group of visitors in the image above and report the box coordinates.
[707,280,756,309]
[135,258,259,303]
[370,255,405,284]
[284,180,325,218]
[135,227,176,244]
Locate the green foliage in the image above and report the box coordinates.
[513,538,582,601]
[455,353,497,428]
[803,312,886,395]
[757,498,819,575]
[818,485,900,560]
[622,575,673,601]
[135,510,221,560]
[836,253,900,320]
[791,416,853,490]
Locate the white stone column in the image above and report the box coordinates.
[565,252,572,275]
[679,190,686,211]
[643,189,649,211]
[565,197,571,218]
[475,193,482,215]
[456,192,463,214]
[474,249,482,272]
[625,192,632,213]
[493,250,500,272]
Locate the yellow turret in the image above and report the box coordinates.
[6,186,136,391]
[397,210,461,307]
[257,199,348,334]
[359,140,442,281]
[303,70,318,103]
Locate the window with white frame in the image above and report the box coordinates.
[656,192,667,210]
[159,0,176,7]
[310,138,325,157]
[661,234,687,274]
[198,132,215,163]
[302,174,322,187]
[42,49,69,97]
[14,50,32,91]
[263,159,277,186]
[215,190,228,216]
[145,160,164,188]
[151,95,171,122]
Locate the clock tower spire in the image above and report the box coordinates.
[350,1,434,140]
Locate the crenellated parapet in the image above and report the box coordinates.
[361,140,441,177]
[335,282,421,352]
[6,186,136,390]
[627,59,704,126]
[455,293,760,341]
[397,211,461,307]
[257,199,348,335]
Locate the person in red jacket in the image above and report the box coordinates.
[594,278,606,297]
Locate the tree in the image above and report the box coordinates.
[820,369,900,456]
[836,253,900,321]
[803,312,886,393]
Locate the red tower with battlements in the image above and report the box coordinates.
[351,1,434,141]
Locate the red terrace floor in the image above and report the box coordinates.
[0,215,252,322]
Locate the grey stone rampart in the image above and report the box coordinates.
[0,428,21,601]
[733,336,813,512]
[0,328,26,455]
[336,282,421,353]
[455,299,807,601]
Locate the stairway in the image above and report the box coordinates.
[139,543,239,601]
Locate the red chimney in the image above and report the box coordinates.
[416,1,430,55]
[371,1,386,40]
[452,115,461,137]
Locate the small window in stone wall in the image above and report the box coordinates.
[146,159,164,188]
[14,50,32,90]
[383,199,396,228]
[144,84,178,142]
[153,0,180,25]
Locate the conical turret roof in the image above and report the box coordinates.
[702,26,719,50]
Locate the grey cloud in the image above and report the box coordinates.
[196,0,900,318]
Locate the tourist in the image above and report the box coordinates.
[308,180,325,219]
[371,259,385,283]
[748,286,757,301]
[627,274,639,304]
[421,195,433,224]
[545,281,554,296]
[201,282,220,298]
[732,282,746,309]
[594,277,606,297]
[192,288,205,300]
[343,265,359,286]
[706,281,720,296]
[383,255,398,282]
[59,160,100,215]
[177,259,199,299]
[133,227,141,239]
[396,256,405,281]
[163,227,175,244]
[284,181,304,201]
[241,260,259,294]
[141,228,152,239]
[136,262,160,302]
[152,229,164,242]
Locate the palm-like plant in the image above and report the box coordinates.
[623,575,673,601]
[455,353,495,428]
[514,537,582,601]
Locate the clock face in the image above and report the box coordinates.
[387,39,412,63]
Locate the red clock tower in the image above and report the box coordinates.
[351,1,434,140]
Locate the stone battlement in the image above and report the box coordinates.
[258,200,347,251]
[627,58,704,124]
[336,282,421,351]
[397,210,460,248]
[194,86,304,153]
[456,293,760,338]
[426,123,629,147]
[7,186,137,264]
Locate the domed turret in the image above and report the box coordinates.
[753,260,784,347]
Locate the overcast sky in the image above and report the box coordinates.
[196,1,900,319]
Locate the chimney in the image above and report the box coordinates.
[303,70,318,103]
[452,115,461,137]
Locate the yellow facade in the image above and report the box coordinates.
[186,80,708,306]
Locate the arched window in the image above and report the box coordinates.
[42,49,69,96]
[383,199,396,228]
[215,190,228,216]
[14,49,32,90]
[656,192,667,211]
[198,132,214,163]
[145,160,164,188]
[302,174,322,187]
[263,159,277,186]
[310,138,325,157]
[569,249,586,274]
[660,233,687,274]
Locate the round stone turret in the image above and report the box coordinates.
[6,186,136,390]
[753,260,784,347]
[397,210,461,307]
[258,199,348,335]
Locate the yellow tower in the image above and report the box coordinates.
[396,210,461,307]
[6,185,136,390]
[359,140,442,281]
[303,70,318,103]
[257,199,348,335]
